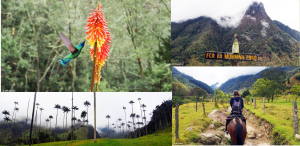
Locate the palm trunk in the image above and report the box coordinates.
[25,98,30,143]
[124,111,127,137]
[29,92,37,146]
[138,101,143,135]
[65,113,68,141]
[144,111,147,135]
[54,109,58,142]
[86,107,88,140]
[108,119,110,138]
[39,111,42,132]
[62,112,65,141]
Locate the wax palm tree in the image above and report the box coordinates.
[25,98,30,142]
[77,119,81,129]
[112,123,115,138]
[1,110,10,144]
[84,101,91,140]
[136,115,141,137]
[81,111,87,140]
[72,105,79,141]
[127,124,131,139]
[130,113,136,138]
[123,106,127,132]
[117,118,122,134]
[54,104,61,142]
[129,100,135,137]
[138,98,143,135]
[30,92,37,145]
[11,101,18,127]
[39,108,44,132]
[12,107,19,130]
[64,107,71,140]
[143,109,148,135]
[113,126,117,138]
[34,103,40,135]
[61,106,67,140]
[121,123,125,137]
[49,115,53,134]
[105,115,111,138]
[46,119,50,131]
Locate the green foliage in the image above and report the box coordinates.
[241,89,251,98]
[1,0,171,92]
[287,77,290,84]
[172,96,184,107]
[251,78,277,102]
[295,74,300,80]
[190,87,207,100]
[291,84,300,99]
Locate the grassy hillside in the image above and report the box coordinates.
[244,95,300,145]
[26,127,171,146]
[286,73,300,87]
[172,102,230,145]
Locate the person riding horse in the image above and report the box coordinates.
[224,90,246,134]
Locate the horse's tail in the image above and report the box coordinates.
[235,120,243,145]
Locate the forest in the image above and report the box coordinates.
[1,0,171,92]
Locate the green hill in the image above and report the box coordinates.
[219,66,299,93]
[27,127,171,146]
[172,67,213,94]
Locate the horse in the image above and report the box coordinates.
[227,117,247,145]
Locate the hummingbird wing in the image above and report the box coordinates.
[59,32,77,54]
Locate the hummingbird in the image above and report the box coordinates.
[59,32,85,66]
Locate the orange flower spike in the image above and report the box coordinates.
[86,1,111,87]
[85,1,111,67]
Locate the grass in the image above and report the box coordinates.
[244,95,300,145]
[172,102,230,145]
[25,127,171,146]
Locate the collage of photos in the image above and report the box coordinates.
[0,0,299,146]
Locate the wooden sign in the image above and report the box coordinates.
[205,51,263,61]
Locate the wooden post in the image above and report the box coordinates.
[254,97,256,109]
[175,103,179,140]
[196,97,197,112]
[293,101,299,135]
[263,97,265,114]
[202,96,205,115]
[250,98,252,106]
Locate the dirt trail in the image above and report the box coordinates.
[200,109,271,145]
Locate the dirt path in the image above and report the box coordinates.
[200,109,271,145]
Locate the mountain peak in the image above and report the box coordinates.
[244,1,268,20]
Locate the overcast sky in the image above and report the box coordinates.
[171,0,299,31]
[0,92,171,134]
[175,66,266,86]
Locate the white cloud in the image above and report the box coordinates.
[172,0,299,31]
[175,67,266,86]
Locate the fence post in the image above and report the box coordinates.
[254,97,256,109]
[202,96,205,115]
[175,103,179,140]
[263,97,265,114]
[293,101,299,135]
